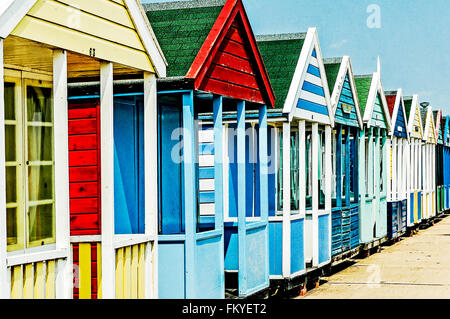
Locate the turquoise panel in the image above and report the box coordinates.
[158,240,186,299]
[268,221,282,276]
[290,218,305,273]
[318,214,330,264]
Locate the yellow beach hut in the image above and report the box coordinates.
[0,0,166,299]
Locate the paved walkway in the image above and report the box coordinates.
[299,214,450,299]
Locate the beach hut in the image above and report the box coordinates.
[385,89,409,239]
[324,57,363,259]
[0,0,166,299]
[420,105,437,220]
[404,95,424,226]
[256,29,334,291]
[354,71,391,253]
[434,110,446,215]
[145,0,275,298]
[443,116,450,212]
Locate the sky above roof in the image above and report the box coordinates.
[142,0,450,115]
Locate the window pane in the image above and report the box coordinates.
[28,165,53,202]
[305,131,312,210]
[28,204,54,244]
[27,86,52,123]
[27,126,53,161]
[7,208,18,246]
[318,128,326,210]
[5,82,15,120]
[6,166,17,203]
[290,131,299,211]
[5,125,16,162]
[277,130,283,211]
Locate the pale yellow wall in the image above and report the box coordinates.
[11,0,154,72]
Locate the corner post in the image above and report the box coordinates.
[0,38,9,299]
[144,72,158,298]
[100,61,115,298]
[237,100,247,297]
[53,49,72,298]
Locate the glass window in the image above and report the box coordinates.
[318,127,326,210]
[277,129,299,212]
[305,130,312,210]
[114,97,145,234]
[6,79,55,251]
[331,129,337,207]
[290,130,299,211]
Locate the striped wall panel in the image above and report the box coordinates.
[73,242,101,299]
[371,93,387,129]
[199,126,215,216]
[296,47,328,116]
[10,260,58,299]
[393,104,408,138]
[334,73,359,127]
[68,102,101,235]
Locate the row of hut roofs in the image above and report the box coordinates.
[0,0,449,299]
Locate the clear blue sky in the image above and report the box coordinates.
[142,0,450,115]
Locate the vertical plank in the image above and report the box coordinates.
[53,49,71,299]
[0,38,9,299]
[311,123,319,267]
[79,243,92,299]
[100,61,115,298]
[97,243,102,299]
[213,95,225,298]
[115,248,124,299]
[325,125,332,261]
[143,72,158,299]
[259,104,269,286]
[299,121,306,213]
[213,96,224,230]
[182,91,196,298]
[11,265,23,299]
[237,100,247,297]
[282,121,291,277]
[137,243,145,299]
[123,246,132,298]
[23,264,34,299]
[336,124,342,208]
[46,260,55,299]
[34,262,45,299]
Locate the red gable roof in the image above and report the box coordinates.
[385,94,397,117]
[186,0,275,107]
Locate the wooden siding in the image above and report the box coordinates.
[73,242,101,299]
[334,72,359,127]
[11,0,154,72]
[371,93,387,129]
[296,45,328,116]
[198,21,264,103]
[393,103,408,138]
[68,102,101,236]
[411,105,423,139]
[199,126,215,216]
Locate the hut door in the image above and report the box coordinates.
[113,98,145,234]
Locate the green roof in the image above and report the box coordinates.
[256,34,305,110]
[323,58,342,94]
[354,75,373,116]
[403,96,413,119]
[144,1,224,77]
